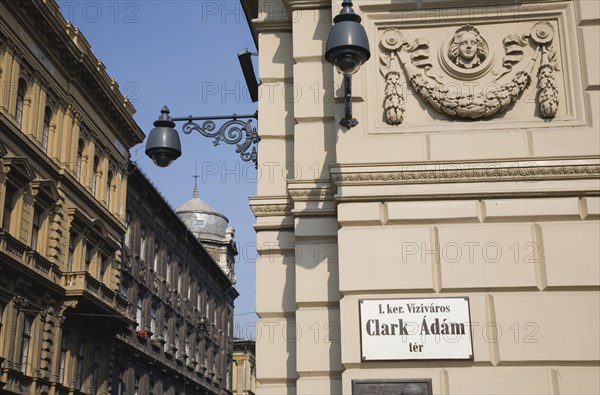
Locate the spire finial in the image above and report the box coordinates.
[192,162,200,198]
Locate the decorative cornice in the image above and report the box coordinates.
[251,204,292,215]
[332,163,600,185]
[284,0,331,11]
[289,188,333,199]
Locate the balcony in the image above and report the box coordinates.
[0,230,61,285]
[62,271,132,327]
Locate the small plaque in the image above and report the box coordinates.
[352,379,432,395]
[360,297,473,360]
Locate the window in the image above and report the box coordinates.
[175,328,180,358]
[153,242,160,272]
[85,242,92,271]
[134,374,140,395]
[76,139,84,181]
[119,281,128,298]
[31,207,42,250]
[150,306,157,335]
[75,338,85,389]
[195,341,201,367]
[98,254,106,280]
[2,183,17,231]
[185,334,190,358]
[91,156,99,197]
[140,227,147,262]
[162,319,169,352]
[204,344,209,368]
[59,331,69,384]
[177,268,182,294]
[136,295,143,325]
[42,106,51,152]
[15,79,26,127]
[67,233,76,271]
[125,211,132,247]
[105,171,113,208]
[20,315,32,373]
[91,346,100,392]
[117,368,126,395]
[149,379,155,395]
[165,254,172,284]
[117,377,124,395]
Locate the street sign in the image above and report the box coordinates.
[359,297,473,360]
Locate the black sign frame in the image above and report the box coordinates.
[352,379,433,395]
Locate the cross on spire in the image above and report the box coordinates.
[192,163,200,198]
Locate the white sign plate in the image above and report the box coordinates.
[360,297,473,360]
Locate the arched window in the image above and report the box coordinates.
[15,79,26,127]
[42,106,51,152]
[105,170,113,208]
[76,139,84,181]
[91,156,99,196]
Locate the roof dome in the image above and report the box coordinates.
[175,183,229,240]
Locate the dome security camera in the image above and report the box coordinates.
[324,1,370,75]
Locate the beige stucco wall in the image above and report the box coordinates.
[250,1,600,394]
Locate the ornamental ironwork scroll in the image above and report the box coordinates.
[379,22,560,124]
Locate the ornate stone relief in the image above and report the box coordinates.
[332,163,600,185]
[380,22,560,124]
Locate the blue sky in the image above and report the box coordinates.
[57,0,259,339]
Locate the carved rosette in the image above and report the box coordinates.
[379,21,560,124]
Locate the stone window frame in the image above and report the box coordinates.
[29,179,60,256]
[67,209,118,278]
[1,157,35,236]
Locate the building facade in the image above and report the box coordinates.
[117,166,238,395]
[244,0,600,394]
[232,340,256,395]
[0,1,239,395]
[0,0,144,394]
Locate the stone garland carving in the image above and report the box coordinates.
[380,22,559,123]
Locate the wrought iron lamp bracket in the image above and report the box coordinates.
[175,112,259,167]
